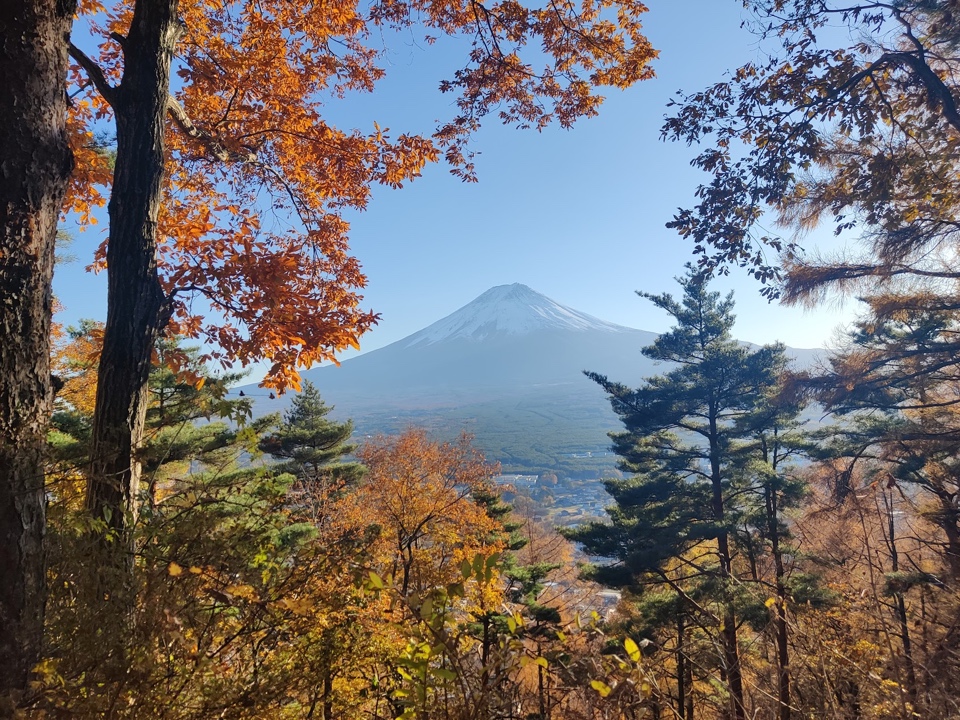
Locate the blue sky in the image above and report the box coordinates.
[55,1,860,380]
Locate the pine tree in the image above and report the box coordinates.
[50,331,254,508]
[731,372,809,720]
[259,381,364,525]
[569,268,788,720]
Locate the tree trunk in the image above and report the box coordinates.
[676,612,687,720]
[321,668,333,720]
[88,0,179,539]
[767,485,791,720]
[936,495,960,583]
[884,491,918,707]
[0,0,74,703]
[684,634,694,720]
[709,413,746,720]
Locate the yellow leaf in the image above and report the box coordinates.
[280,597,315,616]
[225,584,259,601]
[535,656,549,668]
[765,597,778,609]
[590,680,613,698]
[167,562,183,577]
[624,637,642,662]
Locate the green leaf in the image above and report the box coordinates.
[419,597,433,619]
[368,571,384,590]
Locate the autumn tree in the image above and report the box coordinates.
[0,0,77,699]
[569,270,790,720]
[341,430,514,720]
[788,307,960,715]
[348,430,503,597]
[806,307,960,579]
[61,0,658,546]
[662,0,960,301]
[776,460,958,720]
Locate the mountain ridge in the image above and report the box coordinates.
[237,284,821,474]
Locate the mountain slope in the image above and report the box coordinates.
[238,284,821,475]
[403,283,629,345]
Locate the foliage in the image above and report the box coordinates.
[40,303,960,719]
[662,0,960,301]
[570,269,788,582]
[659,5,960,714]
[43,328,674,718]
[806,305,960,547]
[50,329,250,482]
[347,430,505,597]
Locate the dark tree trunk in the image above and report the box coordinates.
[766,485,791,720]
[936,495,960,583]
[884,492,918,707]
[88,0,179,539]
[0,0,74,703]
[709,413,746,720]
[321,669,333,720]
[676,613,687,720]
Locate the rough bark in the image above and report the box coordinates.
[937,496,960,584]
[87,0,179,538]
[0,0,74,703]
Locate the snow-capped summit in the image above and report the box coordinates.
[403,283,630,347]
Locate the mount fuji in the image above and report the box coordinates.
[237,284,818,474]
[401,283,630,346]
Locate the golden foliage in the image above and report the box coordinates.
[51,320,104,417]
[347,429,504,596]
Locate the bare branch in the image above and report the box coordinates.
[68,43,118,107]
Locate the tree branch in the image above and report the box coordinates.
[881,51,960,135]
[68,43,118,107]
[166,95,258,163]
